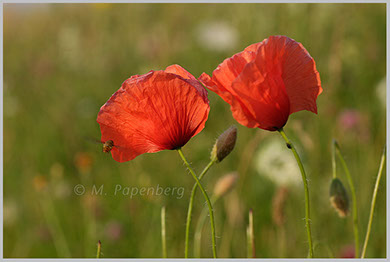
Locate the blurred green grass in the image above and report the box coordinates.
[4,3,386,258]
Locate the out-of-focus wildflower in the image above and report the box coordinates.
[104,220,123,241]
[338,110,361,130]
[338,244,355,258]
[254,138,301,187]
[213,172,238,198]
[196,21,238,52]
[272,186,289,227]
[337,109,370,142]
[33,175,48,192]
[74,152,94,174]
[4,199,19,227]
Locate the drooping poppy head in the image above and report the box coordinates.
[199,35,322,131]
[97,65,210,162]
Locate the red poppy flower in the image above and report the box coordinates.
[97,65,210,162]
[199,35,322,131]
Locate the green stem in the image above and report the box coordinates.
[334,141,359,258]
[184,159,216,258]
[361,147,386,258]
[194,196,218,258]
[278,128,313,258]
[96,240,101,258]
[332,139,337,179]
[161,206,167,258]
[248,209,255,258]
[177,149,217,258]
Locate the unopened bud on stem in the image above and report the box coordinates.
[329,178,349,217]
[211,126,237,162]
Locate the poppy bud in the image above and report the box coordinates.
[329,178,349,217]
[211,126,237,162]
[213,172,238,198]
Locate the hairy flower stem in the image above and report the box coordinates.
[194,196,218,258]
[334,141,359,258]
[178,148,217,258]
[361,147,386,258]
[184,159,215,258]
[278,128,314,258]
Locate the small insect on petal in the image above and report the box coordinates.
[102,140,114,153]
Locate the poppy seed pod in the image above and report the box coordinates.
[211,126,237,162]
[329,178,349,217]
[213,172,238,198]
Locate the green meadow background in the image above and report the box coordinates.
[4,3,386,258]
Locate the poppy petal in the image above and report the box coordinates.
[199,72,259,128]
[258,35,322,115]
[165,64,209,103]
[199,42,261,99]
[200,35,322,131]
[232,54,290,131]
[97,68,210,162]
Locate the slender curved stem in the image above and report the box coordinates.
[247,209,255,258]
[161,206,167,258]
[194,196,218,258]
[361,147,386,258]
[96,240,101,258]
[184,159,215,258]
[334,141,359,258]
[278,129,313,258]
[177,149,217,258]
[332,139,337,179]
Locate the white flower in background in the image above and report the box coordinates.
[196,21,238,52]
[376,77,386,109]
[254,137,301,188]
